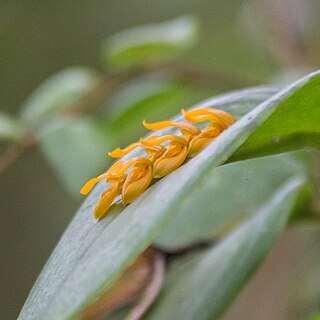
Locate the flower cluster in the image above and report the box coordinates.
[80,108,236,219]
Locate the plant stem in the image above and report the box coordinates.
[125,249,165,320]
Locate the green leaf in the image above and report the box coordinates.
[102,16,199,69]
[20,67,98,129]
[19,71,320,320]
[231,75,320,161]
[39,118,113,194]
[144,178,306,320]
[0,112,25,142]
[155,150,313,251]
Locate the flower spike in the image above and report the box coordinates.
[80,106,237,219]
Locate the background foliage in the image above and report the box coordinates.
[1,1,320,320]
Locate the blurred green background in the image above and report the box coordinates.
[1,1,320,319]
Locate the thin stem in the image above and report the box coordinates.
[0,132,36,175]
[125,249,165,320]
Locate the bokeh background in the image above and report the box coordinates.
[1,1,320,319]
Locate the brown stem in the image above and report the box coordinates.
[0,132,37,175]
[125,249,165,320]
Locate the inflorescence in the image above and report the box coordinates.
[80,108,236,219]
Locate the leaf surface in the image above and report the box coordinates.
[18,72,320,320]
[144,178,307,320]
[102,16,199,69]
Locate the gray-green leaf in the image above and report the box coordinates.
[39,117,113,194]
[144,177,307,320]
[102,16,199,69]
[20,67,98,129]
[0,112,25,142]
[155,150,314,251]
[18,71,320,320]
[232,74,320,160]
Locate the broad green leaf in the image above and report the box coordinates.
[20,67,98,129]
[155,150,314,251]
[144,178,307,320]
[0,112,25,142]
[19,71,320,320]
[231,75,320,161]
[102,16,199,69]
[39,118,113,194]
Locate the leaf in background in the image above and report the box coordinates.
[18,71,320,320]
[144,178,306,320]
[39,117,113,194]
[0,112,25,142]
[20,67,99,129]
[155,150,314,251]
[102,78,189,145]
[231,75,320,161]
[102,16,199,69]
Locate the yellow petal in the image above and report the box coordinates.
[188,136,215,157]
[122,163,153,204]
[143,119,200,135]
[140,134,187,147]
[94,184,120,219]
[80,173,108,195]
[153,143,188,178]
[182,108,236,129]
[187,126,220,157]
[108,142,141,158]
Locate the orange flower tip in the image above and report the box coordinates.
[181,108,187,115]
[143,119,154,129]
[80,178,97,195]
[142,120,158,130]
[108,148,123,158]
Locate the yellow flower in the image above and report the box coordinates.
[122,158,153,204]
[143,119,200,143]
[140,135,188,178]
[181,108,236,157]
[80,158,153,219]
[81,107,236,219]
[187,126,220,157]
[94,177,125,219]
[108,137,165,164]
